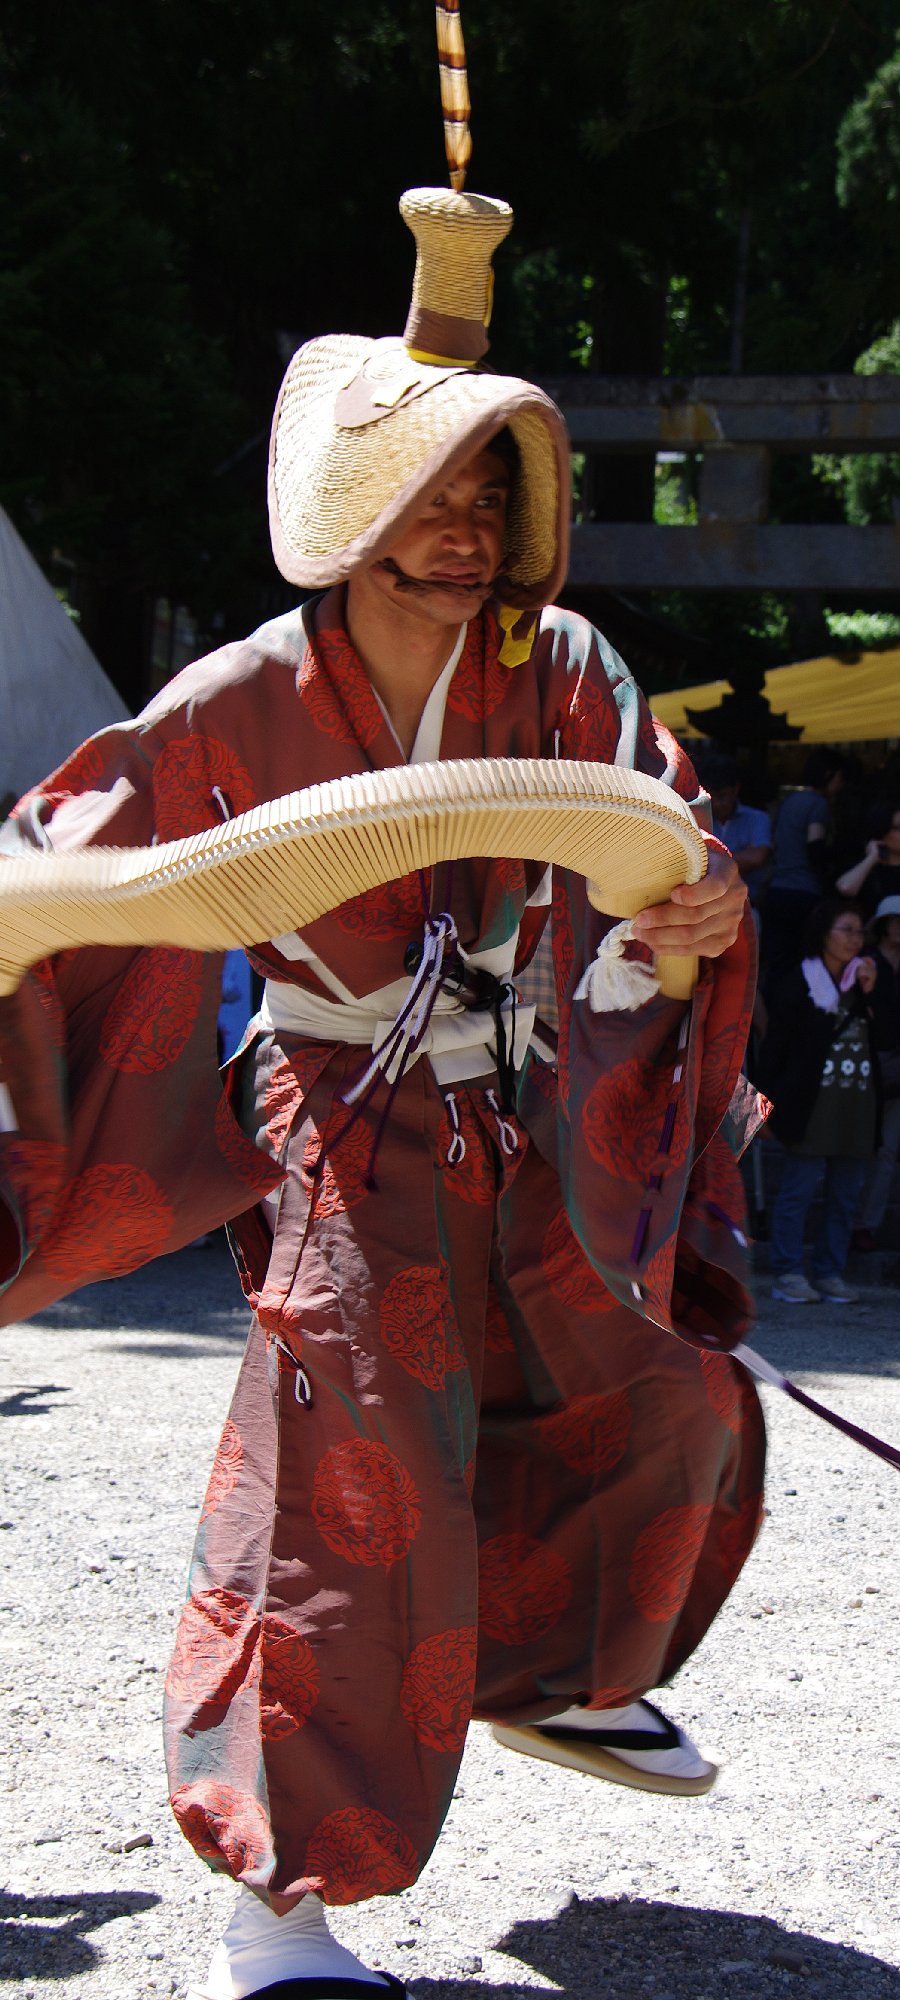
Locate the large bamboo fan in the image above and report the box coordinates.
[0,758,706,1001]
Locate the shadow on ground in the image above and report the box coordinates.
[0,1383,71,1418]
[413,1896,898,2000]
[0,1887,895,1994]
[0,1887,159,1978]
[746,1282,900,1381]
[24,1237,247,1349]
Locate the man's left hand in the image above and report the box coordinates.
[631,842,747,959]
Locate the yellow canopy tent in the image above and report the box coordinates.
[651,647,900,744]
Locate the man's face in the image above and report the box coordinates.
[363,443,510,626]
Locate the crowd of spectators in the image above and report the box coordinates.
[697,748,900,1302]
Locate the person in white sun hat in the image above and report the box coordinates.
[0,183,763,2000]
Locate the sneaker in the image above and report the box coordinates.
[771,1272,821,1304]
[816,1274,860,1304]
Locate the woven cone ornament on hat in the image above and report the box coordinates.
[267,196,570,610]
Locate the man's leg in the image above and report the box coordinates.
[769,1152,824,1295]
[471,1131,765,1781]
[165,1056,492,1992]
[813,1155,867,1288]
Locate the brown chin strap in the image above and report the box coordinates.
[378,556,505,597]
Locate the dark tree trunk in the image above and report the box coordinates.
[581,257,668,524]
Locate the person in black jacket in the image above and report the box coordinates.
[851,894,900,1250]
[759,899,879,1305]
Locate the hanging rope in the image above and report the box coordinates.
[435,1,472,190]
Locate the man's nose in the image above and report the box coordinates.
[441,506,480,551]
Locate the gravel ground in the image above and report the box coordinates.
[1,1237,898,2000]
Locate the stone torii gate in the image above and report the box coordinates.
[540,373,900,593]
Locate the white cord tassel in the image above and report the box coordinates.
[574,920,659,1013]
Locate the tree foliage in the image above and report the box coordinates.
[1,0,898,693]
[837,31,900,329]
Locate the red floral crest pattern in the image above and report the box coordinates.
[214,1091,280,1194]
[259,1615,320,1739]
[1,1139,67,1248]
[165,1587,258,1708]
[551,875,575,994]
[695,1023,744,1141]
[478,1532,572,1645]
[628,1503,713,1623]
[493,856,526,898]
[399,1627,478,1752]
[14,736,108,818]
[583,1058,689,1182]
[446,624,511,720]
[331,871,428,941]
[379,1263,464,1390]
[263,1048,332,1155]
[99,948,204,1074]
[642,1233,677,1322]
[170,1780,272,1880]
[299,632,384,748]
[43,1163,172,1280]
[153,735,256,838]
[542,1390,632,1481]
[303,1807,419,1905]
[560,674,618,761]
[440,1096,494,1204]
[541,1208,615,1314]
[698,1350,742,1434]
[54,736,110,792]
[311,1439,422,1567]
[302,1119,374,1217]
[200,1418,245,1522]
[29,961,65,1047]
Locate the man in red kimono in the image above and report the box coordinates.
[0,189,762,2000]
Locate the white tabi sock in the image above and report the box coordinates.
[543,1699,714,1781]
[195,1886,389,2000]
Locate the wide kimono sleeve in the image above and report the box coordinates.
[0,646,287,1328]
[520,605,765,1354]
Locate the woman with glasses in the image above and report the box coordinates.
[758,899,880,1304]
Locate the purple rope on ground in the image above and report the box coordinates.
[783,1379,900,1474]
[734,1342,900,1474]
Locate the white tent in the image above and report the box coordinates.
[0,507,129,804]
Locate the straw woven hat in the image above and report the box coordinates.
[268,188,570,610]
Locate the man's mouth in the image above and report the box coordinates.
[429,568,484,586]
[378,558,493,596]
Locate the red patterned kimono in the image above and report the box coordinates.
[0,591,765,1905]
